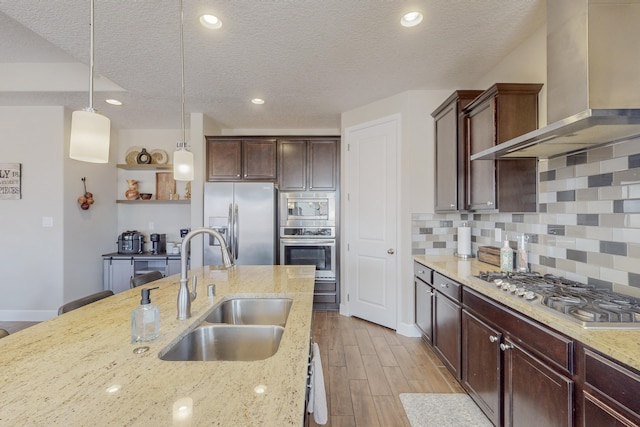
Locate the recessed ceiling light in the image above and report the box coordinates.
[200,14,222,30]
[105,99,122,106]
[401,11,423,27]
[251,98,265,105]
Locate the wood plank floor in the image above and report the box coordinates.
[1,313,465,427]
[310,310,464,427]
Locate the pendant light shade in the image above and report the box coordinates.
[173,143,194,181]
[173,0,194,181]
[69,0,110,164]
[70,109,110,163]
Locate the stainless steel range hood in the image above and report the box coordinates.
[472,0,640,161]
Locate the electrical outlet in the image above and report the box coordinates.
[495,228,501,242]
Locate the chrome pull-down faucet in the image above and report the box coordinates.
[177,227,233,320]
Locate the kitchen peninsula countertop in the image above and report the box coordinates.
[0,265,315,426]
[414,255,640,372]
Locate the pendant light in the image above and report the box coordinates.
[69,0,111,164]
[173,0,194,181]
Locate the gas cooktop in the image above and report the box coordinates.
[476,271,640,329]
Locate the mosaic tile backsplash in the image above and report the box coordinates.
[412,138,640,297]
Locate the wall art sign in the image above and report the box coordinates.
[0,163,21,200]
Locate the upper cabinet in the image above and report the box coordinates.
[432,90,483,212]
[278,139,339,191]
[463,83,543,212]
[206,138,277,181]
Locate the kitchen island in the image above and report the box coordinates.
[0,265,316,426]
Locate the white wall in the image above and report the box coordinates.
[0,106,116,320]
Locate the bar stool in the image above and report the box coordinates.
[58,290,114,315]
[130,271,164,288]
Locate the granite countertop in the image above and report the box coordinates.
[0,265,316,426]
[414,255,640,371]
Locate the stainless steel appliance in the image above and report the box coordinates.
[117,231,144,254]
[204,182,276,265]
[279,192,336,227]
[280,227,336,281]
[150,233,166,255]
[476,271,640,329]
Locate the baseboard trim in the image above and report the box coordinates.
[0,310,57,322]
[396,321,421,338]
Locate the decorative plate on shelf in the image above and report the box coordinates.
[150,149,169,165]
[125,146,143,165]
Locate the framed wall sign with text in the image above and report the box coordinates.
[0,163,21,200]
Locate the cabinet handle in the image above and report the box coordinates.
[486,201,494,206]
[489,336,498,343]
[439,283,449,288]
[418,270,425,274]
[500,343,513,351]
[450,204,455,208]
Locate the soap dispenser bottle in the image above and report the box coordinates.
[131,287,160,343]
[500,238,513,273]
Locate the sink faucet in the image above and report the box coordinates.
[177,227,233,320]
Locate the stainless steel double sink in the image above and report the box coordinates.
[159,298,293,362]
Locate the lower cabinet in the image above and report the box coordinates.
[433,272,462,379]
[103,254,184,293]
[414,261,434,344]
[462,287,574,427]
[576,343,640,426]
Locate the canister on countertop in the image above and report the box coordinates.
[500,238,513,273]
[517,233,529,272]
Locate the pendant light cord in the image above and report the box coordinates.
[179,0,186,147]
[89,0,95,111]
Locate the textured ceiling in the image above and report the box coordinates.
[0,1,545,130]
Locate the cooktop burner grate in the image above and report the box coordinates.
[476,271,640,329]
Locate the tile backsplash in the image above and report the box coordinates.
[413,137,640,297]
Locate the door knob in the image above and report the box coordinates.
[387,248,395,254]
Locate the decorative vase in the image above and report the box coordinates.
[125,179,140,200]
[136,148,152,164]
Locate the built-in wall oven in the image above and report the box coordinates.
[279,192,337,282]
[280,227,336,281]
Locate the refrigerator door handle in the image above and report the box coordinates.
[227,203,234,259]
[234,203,239,259]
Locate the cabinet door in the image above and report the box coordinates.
[309,140,337,190]
[504,339,574,427]
[433,292,461,378]
[207,140,242,181]
[106,258,135,294]
[243,140,276,180]
[434,102,459,211]
[462,310,502,426]
[415,278,434,344]
[278,140,307,190]
[166,258,181,277]
[467,98,497,211]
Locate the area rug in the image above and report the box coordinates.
[399,393,493,427]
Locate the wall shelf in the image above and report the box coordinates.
[117,163,173,170]
[116,199,190,204]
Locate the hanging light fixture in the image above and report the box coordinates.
[173,0,194,181]
[69,0,111,163]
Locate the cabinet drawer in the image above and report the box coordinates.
[583,347,640,419]
[463,287,574,373]
[315,281,336,293]
[313,294,337,304]
[433,272,460,302]
[413,261,433,284]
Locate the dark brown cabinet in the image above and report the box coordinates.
[432,90,482,212]
[432,272,462,379]
[462,287,575,427]
[278,139,338,191]
[414,261,434,344]
[576,344,640,426]
[206,138,277,181]
[462,83,542,212]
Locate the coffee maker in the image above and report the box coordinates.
[150,233,166,255]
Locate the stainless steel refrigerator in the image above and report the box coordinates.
[204,182,276,266]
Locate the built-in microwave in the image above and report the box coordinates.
[279,192,336,227]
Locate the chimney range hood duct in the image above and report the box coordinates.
[472,0,640,161]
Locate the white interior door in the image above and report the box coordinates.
[346,115,399,329]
